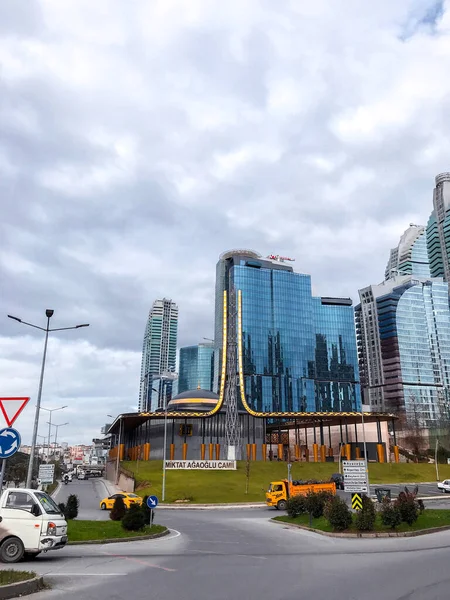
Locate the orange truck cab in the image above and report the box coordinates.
[266,479,336,510]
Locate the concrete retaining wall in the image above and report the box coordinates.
[105,459,135,492]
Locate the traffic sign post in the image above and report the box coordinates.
[352,493,363,510]
[147,495,159,526]
[343,460,368,493]
[0,428,21,459]
[38,464,55,485]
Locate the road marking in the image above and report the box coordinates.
[100,552,176,572]
[43,573,127,577]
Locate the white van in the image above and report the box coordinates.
[0,488,68,562]
[77,471,86,480]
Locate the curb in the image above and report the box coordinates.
[0,576,44,600]
[51,481,62,498]
[158,503,265,510]
[68,527,169,545]
[272,519,450,538]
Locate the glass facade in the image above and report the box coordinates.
[178,344,215,394]
[385,225,430,280]
[214,252,361,414]
[369,279,450,426]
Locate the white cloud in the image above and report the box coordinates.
[1,0,450,443]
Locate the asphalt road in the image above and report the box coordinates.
[2,479,449,600]
[54,477,110,520]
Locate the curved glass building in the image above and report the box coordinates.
[214,250,361,414]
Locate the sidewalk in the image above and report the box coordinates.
[100,478,122,496]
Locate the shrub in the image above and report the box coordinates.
[324,496,353,532]
[355,495,376,531]
[60,494,79,520]
[110,496,126,521]
[380,498,402,529]
[395,490,419,525]
[122,504,146,531]
[141,496,153,524]
[305,491,334,519]
[286,495,307,518]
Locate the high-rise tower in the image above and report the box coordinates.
[385,224,430,280]
[427,172,450,279]
[139,298,178,411]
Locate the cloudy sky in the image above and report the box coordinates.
[1,0,449,445]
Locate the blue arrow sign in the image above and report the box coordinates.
[0,427,21,458]
[147,495,159,508]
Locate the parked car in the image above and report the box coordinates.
[438,479,450,493]
[77,471,86,480]
[100,493,143,510]
[330,473,344,490]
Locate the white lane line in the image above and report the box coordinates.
[44,573,127,577]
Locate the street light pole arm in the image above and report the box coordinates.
[7,317,47,332]
[49,324,90,332]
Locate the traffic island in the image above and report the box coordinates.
[67,521,168,544]
[0,570,44,600]
[273,509,450,538]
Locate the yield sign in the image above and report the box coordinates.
[0,397,30,427]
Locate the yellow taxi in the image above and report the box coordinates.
[99,492,143,510]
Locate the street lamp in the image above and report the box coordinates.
[49,422,69,452]
[8,311,89,487]
[159,371,178,502]
[41,406,67,463]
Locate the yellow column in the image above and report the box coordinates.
[341,445,346,457]
[377,444,385,463]
[355,447,361,459]
[328,447,333,457]
[252,444,257,461]
[320,445,326,462]
[345,444,351,461]
[215,444,221,460]
[170,443,175,460]
[294,445,300,461]
[119,444,125,460]
[312,443,319,462]
[246,444,251,461]
[208,443,214,460]
[261,443,267,461]
[200,443,206,460]
[277,444,284,460]
[182,443,188,460]
[393,445,400,463]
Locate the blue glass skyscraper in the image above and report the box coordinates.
[214,250,361,414]
[178,343,214,394]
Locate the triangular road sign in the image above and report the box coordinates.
[0,397,30,427]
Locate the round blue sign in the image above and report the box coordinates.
[147,495,159,508]
[0,427,21,459]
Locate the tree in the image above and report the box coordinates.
[122,504,146,531]
[245,457,251,494]
[61,494,79,520]
[110,496,126,521]
[402,394,426,459]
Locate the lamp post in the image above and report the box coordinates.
[159,371,178,502]
[50,422,69,455]
[41,406,67,463]
[8,311,89,487]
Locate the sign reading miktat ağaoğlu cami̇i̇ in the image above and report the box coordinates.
[164,460,237,470]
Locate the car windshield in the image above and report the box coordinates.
[127,494,138,498]
[35,492,63,515]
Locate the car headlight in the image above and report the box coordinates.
[47,522,57,536]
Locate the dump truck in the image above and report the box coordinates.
[266,479,336,510]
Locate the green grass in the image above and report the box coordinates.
[0,570,36,586]
[67,520,166,542]
[275,509,450,533]
[123,461,450,503]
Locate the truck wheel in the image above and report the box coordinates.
[0,537,25,563]
[277,500,288,511]
[101,503,107,510]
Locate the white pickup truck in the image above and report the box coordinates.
[0,488,68,562]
